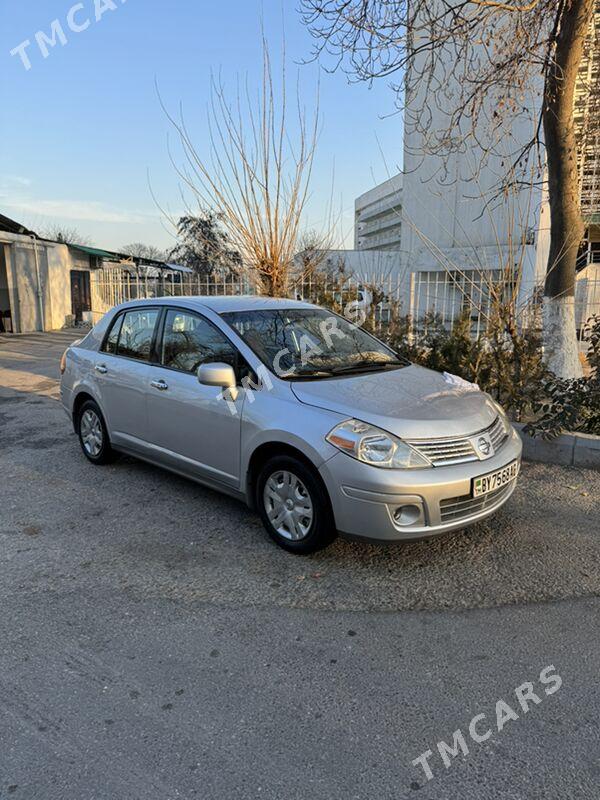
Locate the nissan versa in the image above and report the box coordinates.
[60,297,522,554]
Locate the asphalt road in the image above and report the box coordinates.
[1,331,599,800]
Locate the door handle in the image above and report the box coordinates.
[95,363,108,374]
[150,379,169,391]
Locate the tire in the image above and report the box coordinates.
[256,455,337,554]
[76,399,116,465]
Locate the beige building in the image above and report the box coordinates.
[0,214,178,334]
[0,215,116,333]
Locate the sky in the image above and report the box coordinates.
[0,0,403,252]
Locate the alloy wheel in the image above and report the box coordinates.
[80,409,103,457]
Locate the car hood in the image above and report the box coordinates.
[290,364,498,439]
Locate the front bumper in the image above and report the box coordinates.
[318,427,523,542]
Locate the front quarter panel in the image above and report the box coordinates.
[240,382,344,490]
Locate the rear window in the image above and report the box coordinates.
[103,308,159,362]
[103,314,124,355]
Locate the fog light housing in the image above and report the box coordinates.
[393,504,422,527]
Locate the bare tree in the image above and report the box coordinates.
[41,224,94,246]
[301,0,596,377]
[121,242,166,262]
[160,40,325,297]
[294,229,332,281]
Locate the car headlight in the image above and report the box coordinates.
[325,419,431,469]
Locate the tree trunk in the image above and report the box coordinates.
[542,0,595,378]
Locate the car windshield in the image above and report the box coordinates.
[221,307,408,379]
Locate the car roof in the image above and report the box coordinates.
[114,295,317,314]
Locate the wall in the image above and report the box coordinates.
[27,242,98,331]
[46,244,77,330]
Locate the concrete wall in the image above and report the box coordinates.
[46,242,75,330]
[44,243,102,330]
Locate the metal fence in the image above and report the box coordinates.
[92,268,254,309]
[91,269,409,327]
[90,266,600,342]
[409,269,515,339]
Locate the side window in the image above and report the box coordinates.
[116,309,160,361]
[102,313,124,355]
[161,310,238,374]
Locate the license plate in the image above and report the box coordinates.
[473,460,520,497]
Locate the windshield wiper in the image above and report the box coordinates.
[329,359,408,375]
[284,359,408,380]
[287,366,335,379]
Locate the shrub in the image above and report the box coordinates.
[524,315,600,438]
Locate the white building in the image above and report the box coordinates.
[351,4,600,335]
[354,173,402,250]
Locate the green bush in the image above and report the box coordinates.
[524,315,600,438]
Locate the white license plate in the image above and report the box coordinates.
[473,460,520,497]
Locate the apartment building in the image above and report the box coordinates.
[354,173,402,251]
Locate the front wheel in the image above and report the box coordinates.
[256,455,337,554]
[76,399,116,465]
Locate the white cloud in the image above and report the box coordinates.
[0,175,33,189]
[0,195,153,225]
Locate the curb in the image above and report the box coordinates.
[513,422,600,470]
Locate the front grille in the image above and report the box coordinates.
[406,416,508,466]
[407,437,476,466]
[439,480,516,523]
[489,415,509,451]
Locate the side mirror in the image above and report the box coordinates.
[197,362,239,401]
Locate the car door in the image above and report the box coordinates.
[145,307,245,488]
[93,307,160,451]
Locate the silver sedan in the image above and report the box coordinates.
[60,296,522,553]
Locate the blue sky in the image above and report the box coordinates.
[0,0,403,251]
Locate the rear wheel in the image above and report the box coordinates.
[77,399,116,465]
[256,455,337,554]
